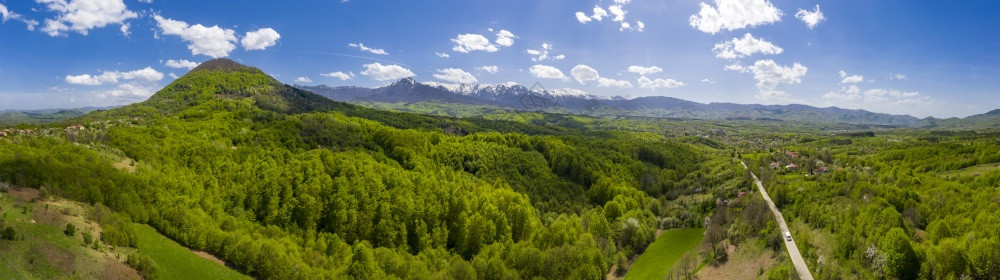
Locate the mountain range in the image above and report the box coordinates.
[297,79,990,127]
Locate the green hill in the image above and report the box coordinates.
[0,59,730,279]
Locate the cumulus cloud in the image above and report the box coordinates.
[321,71,354,80]
[823,86,931,113]
[575,12,592,23]
[608,5,627,22]
[242,28,280,50]
[597,77,633,88]
[435,52,450,58]
[529,65,566,80]
[635,20,645,32]
[495,30,516,47]
[890,74,907,81]
[713,33,783,59]
[361,63,414,81]
[164,59,199,70]
[638,76,685,89]
[154,15,237,58]
[433,68,478,84]
[702,78,717,84]
[795,5,825,29]
[65,67,164,85]
[746,59,807,102]
[526,43,565,62]
[627,65,663,75]
[570,65,600,84]
[689,0,783,34]
[724,62,748,72]
[98,83,155,102]
[38,0,138,36]
[477,66,499,74]
[349,42,388,55]
[0,3,40,31]
[451,33,499,53]
[294,77,312,83]
[839,70,864,84]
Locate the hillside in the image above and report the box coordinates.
[0,58,736,279]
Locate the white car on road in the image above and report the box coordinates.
[785,231,792,241]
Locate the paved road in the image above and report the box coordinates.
[741,161,814,280]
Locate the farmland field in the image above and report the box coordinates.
[625,228,705,280]
[133,223,251,280]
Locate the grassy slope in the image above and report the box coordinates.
[133,223,250,280]
[625,228,705,280]
[0,191,137,279]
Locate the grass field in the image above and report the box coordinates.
[133,223,251,280]
[625,228,705,280]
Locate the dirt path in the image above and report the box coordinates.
[740,161,814,280]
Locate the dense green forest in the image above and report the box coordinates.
[747,134,1000,279]
[0,59,736,279]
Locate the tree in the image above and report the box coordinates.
[880,228,918,280]
[64,223,76,237]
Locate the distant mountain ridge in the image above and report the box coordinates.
[297,79,931,126]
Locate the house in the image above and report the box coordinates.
[769,162,780,169]
[813,166,830,174]
[785,151,799,158]
[738,191,747,198]
[786,163,799,170]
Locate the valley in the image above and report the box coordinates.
[0,59,997,280]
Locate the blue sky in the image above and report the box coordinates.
[1,0,997,118]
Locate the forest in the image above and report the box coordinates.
[0,60,735,279]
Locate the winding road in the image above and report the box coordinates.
[741,161,814,280]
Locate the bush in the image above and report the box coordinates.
[64,223,76,237]
[127,253,160,279]
[83,232,93,245]
[2,226,15,240]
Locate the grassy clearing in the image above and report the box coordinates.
[625,228,705,280]
[0,188,140,279]
[133,223,250,280]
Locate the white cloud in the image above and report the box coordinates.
[321,71,354,80]
[619,22,632,31]
[575,12,592,23]
[608,5,627,22]
[747,59,807,102]
[526,43,565,61]
[242,28,280,50]
[627,65,663,75]
[348,42,388,55]
[477,66,499,74]
[635,20,645,32]
[295,76,312,83]
[154,15,237,58]
[98,83,154,102]
[823,86,932,113]
[713,33,783,59]
[65,67,164,85]
[638,76,685,89]
[597,77,633,88]
[0,3,40,31]
[891,74,907,81]
[451,33,499,53]
[433,68,478,84]
[702,78,717,84]
[839,70,864,84]
[570,65,600,84]
[435,52,450,58]
[495,30,516,47]
[168,73,179,79]
[592,6,608,21]
[689,0,783,34]
[361,63,414,81]
[38,0,138,36]
[164,59,199,70]
[724,62,748,72]
[529,65,566,80]
[795,5,825,29]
